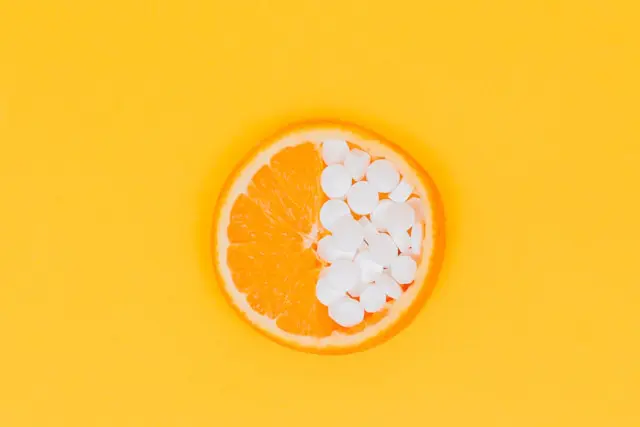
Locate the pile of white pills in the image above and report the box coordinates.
[315,139,425,328]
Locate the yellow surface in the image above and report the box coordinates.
[1,0,639,425]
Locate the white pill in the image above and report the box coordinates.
[366,159,400,193]
[317,235,355,262]
[375,273,403,299]
[317,235,336,262]
[390,229,411,254]
[348,281,369,298]
[319,199,350,231]
[316,277,346,306]
[332,216,364,253]
[326,259,361,292]
[385,202,415,233]
[389,178,413,203]
[371,199,393,231]
[347,181,379,215]
[390,255,417,284]
[321,164,352,198]
[344,149,371,180]
[367,233,399,267]
[322,139,349,165]
[359,285,387,313]
[407,197,424,221]
[328,297,365,327]
[354,250,384,282]
[358,216,379,243]
[411,221,424,256]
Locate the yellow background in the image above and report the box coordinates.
[1,0,639,425]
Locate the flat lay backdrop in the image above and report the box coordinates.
[1,0,639,426]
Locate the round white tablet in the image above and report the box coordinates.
[321,164,352,198]
[328,297,365,327]
[325,259,361,292]
[331,216,365,253]
[319,199,350,231]
[385,202,415,233]
[347,181,379,215]
[316,277,345,306]
[371,199,393,231]
[317,235,355,263]
[367,233,399,267]
[389,178,413,203]
[366,159,400,193]
[322,139,349,165]
[359,285,387,313]
[390,255,417,284]
[344,149,371,180]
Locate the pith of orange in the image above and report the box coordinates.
[212,120,445,354]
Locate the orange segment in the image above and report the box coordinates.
[274,268,335,338]
[270,143,325,229]
[213,121,446,354]
[227,143,332,328]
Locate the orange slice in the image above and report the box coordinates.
[212,120,445,354]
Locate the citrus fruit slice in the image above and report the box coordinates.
[212,120,445,354]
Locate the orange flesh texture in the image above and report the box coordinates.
[226,142,390,337]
